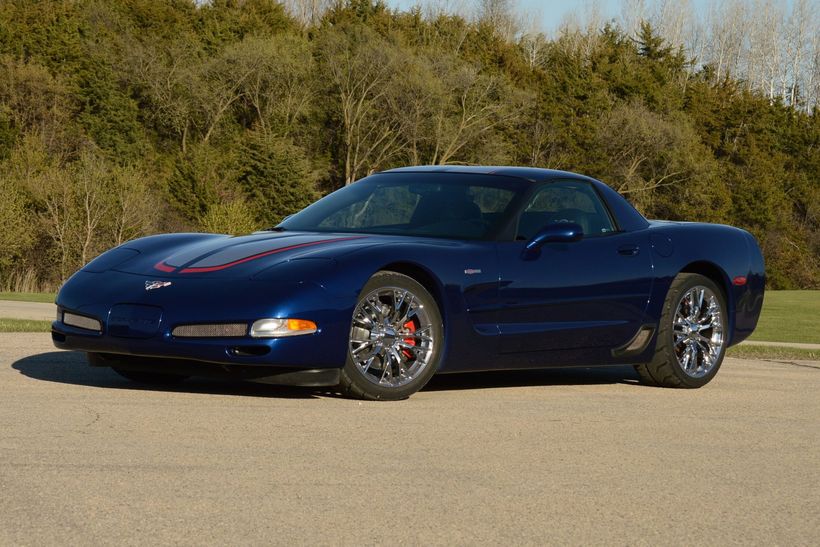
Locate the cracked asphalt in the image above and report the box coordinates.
[1,333,818,545]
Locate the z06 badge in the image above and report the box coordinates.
[145,280,172,291]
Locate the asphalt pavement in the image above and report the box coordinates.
[1,333,818,545]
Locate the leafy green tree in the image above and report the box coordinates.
[168,142,238,225]
[594,101,730,222]
[199,198,259,235]
[238,130,318,226]
[0,174,33,273]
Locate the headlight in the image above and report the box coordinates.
[250,318,317,338]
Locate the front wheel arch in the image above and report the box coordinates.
[378,261,447,324]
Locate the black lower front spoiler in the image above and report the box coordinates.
[87,352,341,387]
[246,368,340,387]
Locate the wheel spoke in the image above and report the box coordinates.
[689,342,699,371]
[354,313,373,327]
[396,340,419,351]
[392,290,407,321]
[362,299,380,323]
[351,340,372,356]
[360,355,376,374]
[380,351,398,384]
[695,333,712,346]
[680,345,692,370]
[687,288,702,320]
[398,296,416,324]
[389,347,404,367]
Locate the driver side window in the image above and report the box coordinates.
[319,186,420,229]
[516,181,615,240]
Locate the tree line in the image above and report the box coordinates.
[0,0,817,290]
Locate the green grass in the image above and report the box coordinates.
[747,290,820,344]
[0,291,56,303]
[0,318,52,332]
[727,345,818,361]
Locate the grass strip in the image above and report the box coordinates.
[0,318,53,332]
[0,292,56,303]
[728,344,818,361]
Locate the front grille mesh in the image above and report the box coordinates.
[172,323,248,338]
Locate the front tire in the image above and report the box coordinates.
[635,273,727,388]
[338,271,443,401]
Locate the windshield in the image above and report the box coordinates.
[278,172,526,240]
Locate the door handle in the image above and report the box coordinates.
[618,245,640,256]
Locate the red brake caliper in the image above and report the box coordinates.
[401,320,416,360]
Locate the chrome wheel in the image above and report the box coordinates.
[349,287,435,388]
[672,285,724,378]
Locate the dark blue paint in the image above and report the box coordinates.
[53,167,765,378]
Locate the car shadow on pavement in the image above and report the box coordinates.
[12,350,322,399]
[424,365,641,392]
[13,350,642,399]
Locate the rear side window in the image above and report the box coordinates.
[517,180,615,240]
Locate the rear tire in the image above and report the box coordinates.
[635,273,727,388]
[338,271,443,401]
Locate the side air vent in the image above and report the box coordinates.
[611,325,656,358]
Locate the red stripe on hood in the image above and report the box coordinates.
[175,237,365,274]
[154,261,176,272]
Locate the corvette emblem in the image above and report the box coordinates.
[145,280,172,291]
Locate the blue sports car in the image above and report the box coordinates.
[52,166,765,400]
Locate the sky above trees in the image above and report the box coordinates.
[388,0,799,34]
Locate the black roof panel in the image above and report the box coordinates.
[381,165,591,183]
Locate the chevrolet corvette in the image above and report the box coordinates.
[52,166,765,400]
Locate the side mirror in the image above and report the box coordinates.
[522,222,583,259]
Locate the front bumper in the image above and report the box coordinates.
[52,270,352,369]
[51,322,341,369]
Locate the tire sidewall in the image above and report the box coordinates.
[341,271,444,400]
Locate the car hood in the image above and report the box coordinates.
[114,231,378,278]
